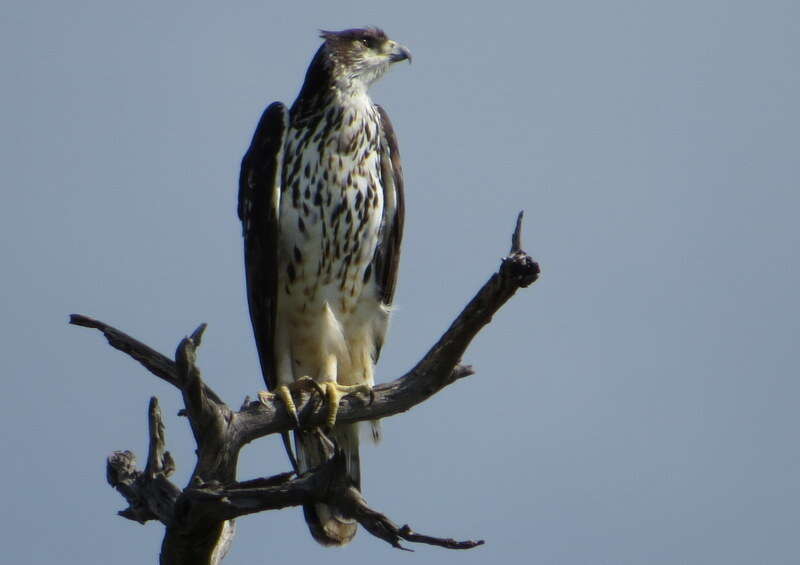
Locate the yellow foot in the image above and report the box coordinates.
[322,382,374,430]
[258,377,326,429]
[258,385,300,428]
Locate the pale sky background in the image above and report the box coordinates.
[2,1,799,564]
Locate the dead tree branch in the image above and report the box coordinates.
[72,215,538,563]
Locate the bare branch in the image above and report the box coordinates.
[336,485,484,551]
[70,314,180,387]
[74,214,538,562]
[174,449,482,551]
[68,315,225,405]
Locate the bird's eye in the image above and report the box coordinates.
[359,39,371,48]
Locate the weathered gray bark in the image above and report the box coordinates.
[72,214,539,564]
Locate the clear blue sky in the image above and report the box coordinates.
[2,1,798,564]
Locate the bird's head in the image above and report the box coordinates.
[319,28,411,90]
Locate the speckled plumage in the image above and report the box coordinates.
[239,28,409,546]
[278,92,386,391]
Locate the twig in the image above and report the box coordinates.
[145,397,175,478]
[511,210,524,254]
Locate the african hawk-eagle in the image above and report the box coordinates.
[238,27,410,546]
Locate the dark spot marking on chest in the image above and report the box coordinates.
[330,201,345,223]
[357,205,370,232]
[288,153,303,183]
[337,254,353,290]
[347,135,359,155]
[291,180,300,208]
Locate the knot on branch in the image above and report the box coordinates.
[106,398,181,525]
[107,448,181,526]
[502,251,540,288]
[504,210,540,288]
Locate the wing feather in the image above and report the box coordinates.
[375,105,404,307]
[238,102,288,391]
[373,105,405,358]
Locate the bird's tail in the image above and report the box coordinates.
[295,423,360,546]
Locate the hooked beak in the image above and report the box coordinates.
[388,41,412,64]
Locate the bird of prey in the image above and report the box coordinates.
[238,28,410,546]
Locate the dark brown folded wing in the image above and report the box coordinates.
[238,102,288,391]
[373,105,405,359]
